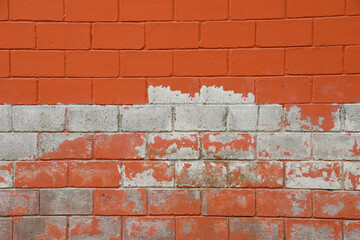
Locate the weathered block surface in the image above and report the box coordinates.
[174,105,226,131]
[0,102,358,239]
[13,105,66,131]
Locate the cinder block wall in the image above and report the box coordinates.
[0,0,360,239]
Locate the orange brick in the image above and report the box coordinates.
[66,51,119,77]
[15,162,68,188]
[286,220,342,240]
[346,46,360,73]
[94,78,146,105]
[230,0,285,20]
[120,0,172,21]
[201,21,255,48]
[38,79,92,104]
[0,51,9,77]
[146,22,199,49]
[176,217,228,240]
[175,0,228,20]
[0,23,35,49]
[0,79,37,105]
[174,50,227,76]
[256,76,312,103]
[257,19,312,47]
[0,0,8,20]
[65,0,118,21]
[230,49,284,76]
[10,0,63,20]
[202,189,255,216]
[93,23,144,49]
[69,161,121,188]
[94,133,146,159]
[257,189,312,217]
[123,217,175,239]
[37,23,90,50]
[346,0,360,15]
[286,47,343,75]
[313,76,360,103]
[94,189,147,215]
[230,218,284,239]
[121,51,172,77]
[11,51,64,77]
[287,0,345,17]
[148,190,200,215]
[315,17,360,45]
[314,191,360,219]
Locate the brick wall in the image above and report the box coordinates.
[1,0,360,239]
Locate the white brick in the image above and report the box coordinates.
[121,106,172,132]
[0,133,37,160]
[345,104,360,131]
[286,161,342,189]
[174,105,226,131]
[68,105,118,132]
[228,105,258,131]
[313,133,360,160]
[0,106,11,132]
[258,104,283,131]
[257,133,311,160]
[13,106,65,132]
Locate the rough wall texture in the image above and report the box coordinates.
[1,0,360,239]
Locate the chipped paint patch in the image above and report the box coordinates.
[314,191,360,219]
[123,217,175,240]
[229,161,283,188]
[286,162,342,189]
[202,133,255,159]
[94,189,146,215]
[148,133,199,160]
[344,162,360,190]
[200,85,255,103]
[285,104,341,131]
[287,220,342,240]
[176,161,227,188]
[149,85,200,103]
[39,133,92,160]
[69,216,121,240]
[0,162,13,188]
[257,190,311,217]
[123,162,174,187]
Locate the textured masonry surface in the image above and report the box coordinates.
[0,102,359,239]
[1,0,360,239]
